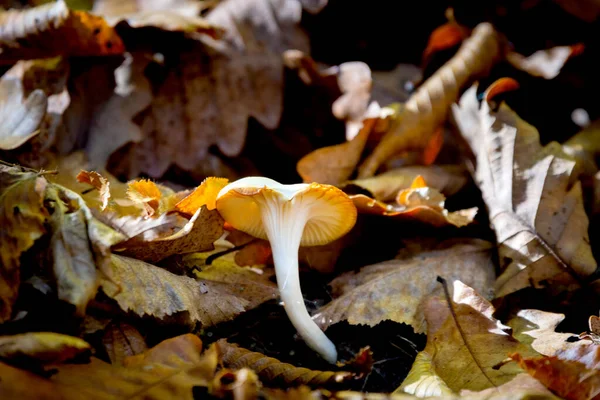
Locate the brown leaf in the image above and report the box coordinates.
[398,281,537,395]
[315,239,495,333]
[0,332,90,365]
[76,170,110,211]
[102,321,147,365]
[116,205,224,263]
[452,85,598,297]
[114,0,309,179]
[102,254,276,327]
[175,177,229,215]
[0,0,125,63]
[0,165,48,321]
[46,184,125,315]
[344,165,468,202]
[216,339,358,388]
[506,45,584,80]
[358,23,501,177]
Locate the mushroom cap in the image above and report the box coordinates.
[216,177,357,247]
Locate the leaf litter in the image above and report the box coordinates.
[0,1,599,399]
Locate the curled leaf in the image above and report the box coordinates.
[0,332,90,365]
[175,177,229,215]
[126,179,162,217]
[216,339,357,388]
[102,321,147,365]
[76,170,110,211]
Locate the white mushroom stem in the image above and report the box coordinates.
[255,195,338,364]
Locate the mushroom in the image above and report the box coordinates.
[216,177,357,363]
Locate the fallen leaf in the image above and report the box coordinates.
[506,45,584,80]
[0,165,48,321]
[457,373,559,400]
[212,368,261,400]
[0,332,90,365]
[175,177,229,215]
[358,23,501,177]
[315,239,495,333]
[422,22,468,66]
[393,352,453,397]
[116,205,224,263]
[398,281,536,394]
[344,165,468,202]
[507,309,583,356]
[452,84,598,297]
[46,184,125,315]
[563,119,600,178]
[126,179,162,217]
[76,170,110,210]
[102,321,147,365]
[0,76,47,150]
[216,339,358,388]
[102,254,276,327]
[0,0,125,62]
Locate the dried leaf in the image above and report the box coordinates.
[422,22,468,65]
[399,281,536,394]
[47,184,125,315]
[212,368,261,400]
[452,85,598,297]
[0,165,48,321]
[116,206,224,263]
[358,23,501,177]
[216,339,357,388]
[102,254,276,327]
[0,332,90,365]
[506,45,584,80]
[315,239,495,333]
[102,321,147,365]
[0,0,124,62]
[175,177,229,215]
[394,352,453,397]
[507,309,583,356]
[126,179,162,217]
[76,170,110,211]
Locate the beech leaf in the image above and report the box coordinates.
[216,339,358,388]
[452,85,598,297]
[315,239,495,333]
[0,332,90,365]
[102,254,276,327]
[0,165,48,321]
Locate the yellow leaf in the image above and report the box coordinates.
[0,332,90,365]
[0,165,48,322]
[175,177,229,215]
[126,179,162,217]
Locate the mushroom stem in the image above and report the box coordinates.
[258,198,338,363]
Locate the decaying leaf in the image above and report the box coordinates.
[0,0,125,62]
[0,165,48,321]
[506,44,584,80]
[175,177,229,215]
[0,332,90,365]
[344,165,468,202]
[102,254,276,327]
[398,281,536,394]
[116,205,224,263]
[452,85,598,297]
[358,23,502,177]
[47,184,125,315]
[76,170,110,211]
[102,321,147,365]
[216,339,358,388]
[315,239,495,333]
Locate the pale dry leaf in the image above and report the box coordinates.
[399,281,537,394]
[393,352,453,397]
[102,254,276,327]
[0,0,125,62]
[315,239,495,333]
[358,23,502,177]
[0,165,48,322]
[116,206,224,263]
[0,332,90,365]
[216,339,357,388]
[452,85,597,297]
[506,45,583,80]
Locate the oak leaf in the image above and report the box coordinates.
[0,0,124,63]
[315,239,495,333]
[102,254,276,327]
[398,281,537,395]
[452,85,598,297]
[215,339,358,388]
[0,165,48,321]
[116,205,224,263]
[0,332,90,365]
